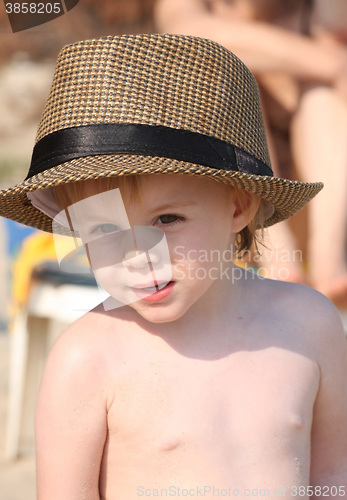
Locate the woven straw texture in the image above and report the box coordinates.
[0,34,323,232]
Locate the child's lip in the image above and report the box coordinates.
[131,281,170,290]
[131,281,175,301]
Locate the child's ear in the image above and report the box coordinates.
[230,192,261,233]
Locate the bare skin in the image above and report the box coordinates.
[35,275,347,499]
[35,176,347,499]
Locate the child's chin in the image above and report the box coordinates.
[130,302,187,324]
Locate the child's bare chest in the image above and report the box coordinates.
[106,345,319,459]
[98,337,320,497]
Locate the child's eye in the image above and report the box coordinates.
[155,214,184,226]
[92,223,121,234]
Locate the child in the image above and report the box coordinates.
[0,34,346,499]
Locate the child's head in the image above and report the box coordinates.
[0,34,323,320]
[0,34,322,251]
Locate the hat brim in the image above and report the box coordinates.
[0,153,323,232]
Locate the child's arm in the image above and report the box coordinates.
[35,320,109,500]
[309,297,347,494]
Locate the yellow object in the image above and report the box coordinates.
[11,232,57,310]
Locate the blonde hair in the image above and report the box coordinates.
[53,175,140,209]
[53,174,265,254]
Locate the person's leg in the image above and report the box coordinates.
[291,85,347,305]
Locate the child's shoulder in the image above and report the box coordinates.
[261,276,339,316]
[254,275,345,351]
[44,305,136,387]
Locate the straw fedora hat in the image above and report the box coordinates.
[0,34,322,232]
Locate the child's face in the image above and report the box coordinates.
[61,175,244,323]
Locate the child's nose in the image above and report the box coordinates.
[122,249,160,268]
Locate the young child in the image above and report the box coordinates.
[0,34,346,499]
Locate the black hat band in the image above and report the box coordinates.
[27,123,273,180]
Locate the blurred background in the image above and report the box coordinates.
[0,1,346,499]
